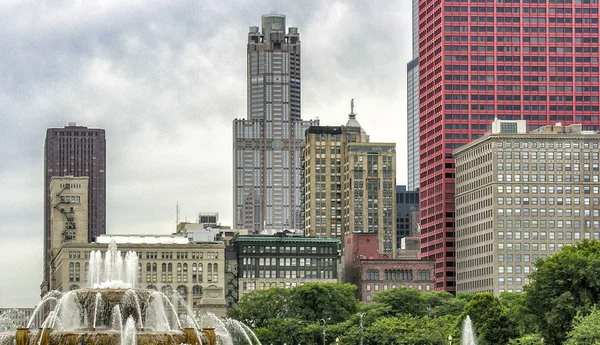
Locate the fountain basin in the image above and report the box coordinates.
[17,328,207,345]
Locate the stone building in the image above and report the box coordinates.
[231,234,340,301]
[343,232,435,303]
[454,119,600,294]
[51,235,228,318]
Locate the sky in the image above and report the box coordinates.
[0,0,412,307]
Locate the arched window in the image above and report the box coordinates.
[147,263,152,272]
[75,262,80,282]
[147,285,157,291]
[177,263,182,272]
[69,262,74,282]
[192,263,197,272]
[168,263,173,272]
[161,285,173,296]
[152,263,157,272]
[183,263,188,272]
[207,264,213,282]
[192,285,202,296]
[162,263,167,272]
[213,263,218,283]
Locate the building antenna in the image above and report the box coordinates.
[176,202,180,226]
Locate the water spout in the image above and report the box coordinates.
[462,315,477,345]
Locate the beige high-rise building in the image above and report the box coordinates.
[303,107,396,255]
[454,119,600,294]
[46,176,89,293]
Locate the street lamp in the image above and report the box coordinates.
[448,335,453,345]
[320,319,327,345]
[335,337,340,345]
[358,313,366,345]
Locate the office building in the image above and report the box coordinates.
[406,0,420,191]
[396,186,419,248]
[454,120,600,294]
[418,1,600,291]
[43,123,105,293]
[233,14,318,234]
[231,234,340,301]
[303,107,368,239]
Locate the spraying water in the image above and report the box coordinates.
[462,315,477,345]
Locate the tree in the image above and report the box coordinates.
[228,288,291,328]
[525,240,600,345]
[371,287,428,318]
[499,292,538,337]
[288,283,359,323]
[423,290,467,318]
[363,315,454,345]
[459,292,516,345]
[566,307,600,345]
[507,334,543,345]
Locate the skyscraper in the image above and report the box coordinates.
[418,1,600,292]
[406,0,420,192]
[42,123,106,294]
[233,14,317,233]
[303,108,369,239]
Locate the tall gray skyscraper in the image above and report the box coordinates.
[233,14,317,233]
[406,0,420,191]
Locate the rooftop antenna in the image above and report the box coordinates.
[176,202,180,226]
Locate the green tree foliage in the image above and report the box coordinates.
[371,287,428,317]
[363,315,455,345]
[499,292,538,337]
[459,292,517,345]
[424,291,468,318]
[288,283,359,323]
[507,334,544,345]
[227,287,291,328]
[566,307,600,345]
[525,240,600,345]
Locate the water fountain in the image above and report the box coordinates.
[0,241,262,345]
[462,315,477,345]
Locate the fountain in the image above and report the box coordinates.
[0,241,262,345]
[462,315,477,345]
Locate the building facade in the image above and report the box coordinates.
[344,142,397,256]
[454,120,600,294]
[45,177,89,295]
[43,124,105,292]
[233,14,318,234]
[418,1,600,292]
[396,186,420,249]
[344,232,435,303]
[407,57,420,192]
[303,111,368,239]
[232,235,340,301]
[51,235,227,318]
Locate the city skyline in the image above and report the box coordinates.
[0,1,412,307]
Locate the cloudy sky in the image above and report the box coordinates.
[0,0,412,307]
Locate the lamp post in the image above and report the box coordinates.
[358,313,366,345]
[320,319,327,345]
[335,337,340,345]
[448,335,453,345]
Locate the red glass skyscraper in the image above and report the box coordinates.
[418,0,600,292]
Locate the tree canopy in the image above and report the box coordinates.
[525,240,600,345]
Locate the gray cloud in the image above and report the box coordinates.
[0,0,412,307]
